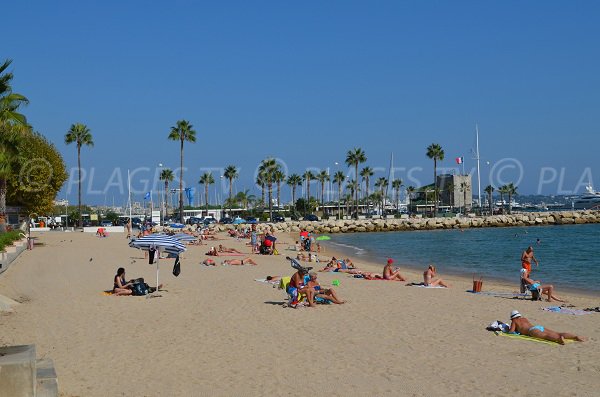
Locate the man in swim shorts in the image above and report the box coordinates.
[508,310,585,344]
[521,246,539,273]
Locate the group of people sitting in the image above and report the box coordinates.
[287,264,345,307]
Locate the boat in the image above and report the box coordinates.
[573,185,600,210]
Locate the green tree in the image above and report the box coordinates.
[223,165,238,215]
[374,177,388,216]
[498,185,508,214]
[65,123,94,227]
[0,59,29,126]
[256,172,266,207]
[345,148,367,219]
[391,178,403,214]
[199,172,215,216]
[286,174,302,208]
[333,171,346,219]
[168,120,196,222]
[506,183,518,215]
[259,157,280,221]
[426,143,444,216]
[316,170,330,214]
[159,168,174,218]
[273,169,286,211]
[302,170,315,215]
[234,189,254,210]
[484,185,495,215]
[360,166,374,214]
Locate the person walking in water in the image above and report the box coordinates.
[521,246,539,273]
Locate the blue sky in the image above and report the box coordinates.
[4,1,599,205]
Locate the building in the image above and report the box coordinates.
[437,174,472,209]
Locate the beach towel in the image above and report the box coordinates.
[406,282,445,288]
[468,291,529,297]
[496,332,575,345]
[254,278,279,285]
[102,290,114,296]
[542,306,592,316]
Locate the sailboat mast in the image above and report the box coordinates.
[475,124,482,208]
[128,169,132,219]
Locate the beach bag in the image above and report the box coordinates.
[172,256,181,277]
[472,275,483,293]
[131,282,149,296]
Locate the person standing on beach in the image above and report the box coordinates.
[521,246,539,273]
[508,310,585,344]
[125,219,132,239]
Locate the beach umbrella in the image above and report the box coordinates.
[171,233,199,243]
[129,235,187,288]
[316,235,331,241]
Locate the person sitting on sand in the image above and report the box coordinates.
[96,227,107,237]
[423,265,449,287]
[221,257,258,265]
[289,266,315,307]
[384,258,406,281]
[206,247,219,256]
[113,267,133,296]
[508,310,585,344]
[218,244,242,254]
[307,272,345,304]
[520,268,564,302]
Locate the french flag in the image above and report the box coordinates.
[455,157,464,164]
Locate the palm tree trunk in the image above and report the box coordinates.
[508,192,512,215]
[277,182,281,211]
[229,179,233,215]
[179,138,184,222]
[489,192,493,215]
[292,186,296,206]
[320,182,324,215]
[78,145,82,227]
[0,178,6,233]
[205,185,209,216]
[433,159,437,217]
[306,181,310,215]
[268,183,273,221]
[354,165,359,219]
[337,184,342,220]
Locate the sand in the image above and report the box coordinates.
[0,230,598,397]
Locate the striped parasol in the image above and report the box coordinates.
[171,233,199,243]
[129,235,186,288]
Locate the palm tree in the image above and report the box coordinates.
[286,174,303,207]
[506,183,518,215]
[0,59,29,125]
[168,119,196,223]
[303,170,315,215]
[391,179,403,214]
[159,168,174,219]
[360,166,374,214]
[333,171,346,219]
[460,182,470,214]
[65,123,94,227]
[273,169,286,211]
[426,143,445,216]
[199,172,215,216]
[316,170,330,214]
[234,189,253,210]
[484,185,495,215]
[346,148,367,218]
[406,186,415,215]
[223,165,238,215]
[259,157,280,221]
[374,177,388,216]
[498,185,507,214]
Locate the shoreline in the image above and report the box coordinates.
[309,236,599,302]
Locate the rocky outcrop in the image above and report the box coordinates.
[154,210,600,235]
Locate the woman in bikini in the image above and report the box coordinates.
[221,257,258,265]
[113,267,133,296]
[423,265,449,287]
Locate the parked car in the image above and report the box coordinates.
[187,216,204,225]
[303,214,319,221]
[219,217,233,224]
[245,217,258,224]
[271,213,285,222]
[203,217,217,225]
[100,220,113,227]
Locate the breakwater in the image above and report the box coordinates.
[199,210,600,234]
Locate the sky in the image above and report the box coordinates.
[3,0,599,206]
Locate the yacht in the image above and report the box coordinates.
[573,185,600,210]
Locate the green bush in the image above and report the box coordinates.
[0,230,26,251]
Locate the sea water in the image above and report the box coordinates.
[325,223,600,293]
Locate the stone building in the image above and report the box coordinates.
[437,174,472,209]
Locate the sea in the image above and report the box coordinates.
[324,223,600,294]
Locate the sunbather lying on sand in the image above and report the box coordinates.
[202,259,216,266]
[423,265,449,287]
[508,310,585,344]
[206,247,219,256]
[221,257,257,266]
[218,244,242,253]
[320,257,355,271]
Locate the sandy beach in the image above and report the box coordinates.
[1,230,599,397]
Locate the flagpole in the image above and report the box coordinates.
[475,124,482,210]
[127,170,132,219]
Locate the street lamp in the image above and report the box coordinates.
[157,163,164,225]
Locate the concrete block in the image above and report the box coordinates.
[36,359,58,397]
[0,345,36,397]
